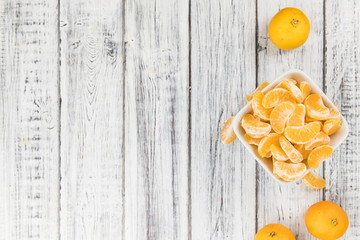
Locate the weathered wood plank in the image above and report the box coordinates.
[123,0,189,239]
[190,0,257,238]
[0,0,59,239]
[59,0,124,239]
[256,1,324,239]
[324,0,360,238]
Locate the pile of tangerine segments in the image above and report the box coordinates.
[221,80,342,189]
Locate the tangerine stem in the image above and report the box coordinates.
[270,231,276,237]
[332,219,338,226]
[291,19,299,27]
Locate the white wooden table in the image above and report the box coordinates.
[0,0,359,239]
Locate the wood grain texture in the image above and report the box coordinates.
[0,0,59,239]
[324,0,360,238]
[190,0,257,239]
[60,0,124,239]
[124,0,189,239]
[256,1,324,239]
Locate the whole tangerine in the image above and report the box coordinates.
[268,7,310,50]
[305,201,349,240]
[255,223,295,240]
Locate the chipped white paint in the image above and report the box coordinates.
[0,0,60,239]
[0,0,358,239]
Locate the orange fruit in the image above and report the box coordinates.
[304,132,330,150]
[287,104,305,127]
[299,82,311,99]
[221,116,237,145]
[279,135,303,163]
[273,161,307,181]
[244,134,262,146]
[272,157,282,179]
[245,82,270,103]
[294,144,311,159]
[268,7,310,50]
[305,115,322,123]
[308,145,334,169]
[302,171,326,189]
[270,101,296,133]
[279,79,304,103]
[305,201,349,240]
[304,94,330,120]
[323,119,342,135]
[262,88,296,109]
[241,114,271,138]
[270,144,289,161]
[284,122,321,144]
[255,223,295,240]
[252,91,273,121]
[258,133,280,158]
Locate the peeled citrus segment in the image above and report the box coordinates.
[299,82,311,100]
[276,79,297,88]
[272,157,282,179]
[270,101,296,133]
[323,119,342,135]
[302,171,326,189]
[327,108,341,120]
[284,122,321,144]
[252,91,273,121]
[262,88,296,109]
[308,145,334,169]
[245,82,270,103]
[287,104,305,127]
[304,94,330,120]
[244,134,262,146]
[273,161,307,182]
[258,133,280,158]
[305,115,321,123]
[304,132,330,150]
[279,135,303,163]
[221,116,237,145]
[280,79,304,103]
[270,144,289,161]
[241,114,272,138]
[294,144,311,159]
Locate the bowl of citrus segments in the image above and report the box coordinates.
[221,69,348,188]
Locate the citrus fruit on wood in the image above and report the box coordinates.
[255,223,295,240]
[268,7,310,50]
[305,201,349,240]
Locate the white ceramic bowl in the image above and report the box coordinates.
[233,69,349,183]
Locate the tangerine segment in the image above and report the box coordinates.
[258,133,280,158]
[262,88,296,109]
[252,91,273,121]
[270,101,296,133]
[327,108,341,120]
[241,114,272,137]
[294,144,311,159]
[299,82,311,99]
[221,116,237,145]
[276,79,297,88]
[279,136,303,163]
[280,79,304,103]
[308,145,334,169]
[245,82,270,103]
[273,161,307,182]
[287,104,305,126]
[284,122,321,144]
[302,171,326,189]
[270,144,289,161]
[304,132,330,150]
[304,94,330,120]
[244,134,262,146]
[323,119,342,135]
